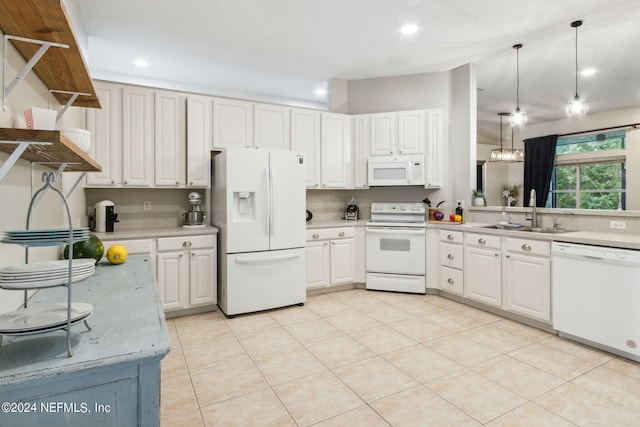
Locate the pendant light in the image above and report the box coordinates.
[490,112,524,162]
[566,20,589,118]
[509,44,527,127]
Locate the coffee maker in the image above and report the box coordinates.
[95,200,119,232]
[345,197,359,220]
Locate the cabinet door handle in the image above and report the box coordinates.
[447,278,454,285]
[312,233,319,239]
[179,253,184,257]
[506,254,511,258]
[494,253,499,257]
[447,254,454,260]
[447,234,454,241]
[323,242,328,246]
[339,231,345,237]
[478,238,486,245]
[124,181,128,185]
[183,241,192,247]
[190,181,194,185]
[521,244,532,251]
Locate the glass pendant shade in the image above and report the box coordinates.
[509,108,527,127]
[566,20,589,118]
[510,44,526,128]
[566,94,589,118]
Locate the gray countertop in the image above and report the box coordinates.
[0,256,170,387]
[93,225,218,241]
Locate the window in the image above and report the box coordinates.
[547,131,626,210]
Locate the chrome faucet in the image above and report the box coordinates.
[529,189,538,229]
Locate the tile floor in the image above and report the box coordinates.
[160,289,640,426]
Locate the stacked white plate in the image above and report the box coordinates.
[0,259,95,289]
[2,227,90,246]
[0,302,93,335]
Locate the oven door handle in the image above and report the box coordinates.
[366,227,425,235]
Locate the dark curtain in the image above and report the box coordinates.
[523,135,558,207]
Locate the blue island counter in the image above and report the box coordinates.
[0,256,170,427]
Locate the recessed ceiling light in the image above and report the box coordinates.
[134,59,148,68]
[581,68,596,77]
[401,24,418,36]
[315,89,327,96]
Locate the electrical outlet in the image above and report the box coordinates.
[143,201,151,211]
[610,220,626,230]
[456,200,465,209]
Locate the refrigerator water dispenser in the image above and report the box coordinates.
[233,192,254,221]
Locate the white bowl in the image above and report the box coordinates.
[57,126,92,153]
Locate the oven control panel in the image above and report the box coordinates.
[369,202,426,224]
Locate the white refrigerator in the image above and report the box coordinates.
[212,148,306,316]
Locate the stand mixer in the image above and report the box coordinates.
[181,192,206,227]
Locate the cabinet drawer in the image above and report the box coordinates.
[306,227,354,241]
[439,230,463,244]
[102,239,154,255]
[439,265,463,295]
[157,234,216,251]
[465,232,501,250]
[439,242,463,269]
[505,237,550,256]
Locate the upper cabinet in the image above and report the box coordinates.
[254,103,290,150]
[86,84,122,186]
[291,108,321,188]
[213,100,290,150]
[321,113,352,189]
[213,99,253,149]
[122,87,154,186]
[154,91,187,186]
[186,96,213,187]
[425,108,445,189]
[352,115,369,189]
[369,113,397,156]
[369,110,425,156]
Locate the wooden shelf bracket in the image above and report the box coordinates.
[3,34,69,111]
[49,90,92,123]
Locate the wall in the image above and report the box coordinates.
[0,34,86,313]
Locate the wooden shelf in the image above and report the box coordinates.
[0,0,100,109]
[0,128,101,172]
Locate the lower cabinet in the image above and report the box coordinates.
[305,227,357,289]
[502,237,551,322]
[156,235,217,312]
[464,233,502,307]
[438,230,464,295]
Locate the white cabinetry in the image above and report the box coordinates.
[438,230,464,295]
[254,103,290,150]
[156,235,216,312]
[87,83,154,187]
[291,108,321,188]
[154,91,187,186]
[100,238,156,262]
[503,237,551,322]
[321,113,352,188]
[305,227,355,289]
[186,95,213,187]
[369,110,425,156]
[352,115,369,188]
[464,232,501,307]
[213,98,253,149]
[425,108,444,189]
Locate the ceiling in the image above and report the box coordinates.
[72,0,640,133]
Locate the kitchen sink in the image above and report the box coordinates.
[480,224,575,234]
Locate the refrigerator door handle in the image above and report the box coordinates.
[269,166,274,237]
[265,167,271,236]
[235,253,301,264]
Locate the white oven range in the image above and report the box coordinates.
[366,202,426,294]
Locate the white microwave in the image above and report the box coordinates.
[368,155,425,186]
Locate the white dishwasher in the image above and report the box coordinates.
[552,242,640,361]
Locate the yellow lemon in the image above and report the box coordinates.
[106,244,128,265]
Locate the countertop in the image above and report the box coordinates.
[426,221,640,250]
[0,256,170,386]
[93,225,218,241]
